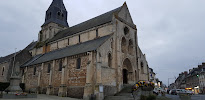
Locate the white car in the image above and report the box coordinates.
[186,90,194,95]
[176,89,186,94]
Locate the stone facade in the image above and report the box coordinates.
[20,1,150,100]
[0,61,10,83]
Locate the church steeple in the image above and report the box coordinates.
[42,0,69,27]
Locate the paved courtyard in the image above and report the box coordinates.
[0,94,82,100]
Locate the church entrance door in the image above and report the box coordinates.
[123,69,128,84]
[122,58,133,84]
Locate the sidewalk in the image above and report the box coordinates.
[0,94,82,100]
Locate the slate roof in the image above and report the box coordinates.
[48,0,66,11]
[43,0,68,27]
[24,41,37,51]
[0,53,16,64]
[20,54,43,68]
[26,35,111,66]
[48,6,121,43]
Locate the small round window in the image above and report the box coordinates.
[124,27,129,35]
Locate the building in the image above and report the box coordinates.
[199,63,205,94]
[0,42,36,83]
[0,0,150,100]
[174,71,188,89]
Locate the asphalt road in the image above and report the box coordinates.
[165,94,205,100]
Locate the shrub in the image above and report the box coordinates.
[0,82,10,91]
[20,83,25,92]
[140,95,147,100]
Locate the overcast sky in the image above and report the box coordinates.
[0,0,205,86]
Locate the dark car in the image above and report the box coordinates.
[171,89,177,95]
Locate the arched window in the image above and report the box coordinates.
[40,32,43,42]
[2,67,4,76]
[59,59,62,71]
[141,62,144,74]
[121,37,126,53]
[47,63,51,73]
[128,39,134,55]
[33,67,36,75]
[124,27,129,35]
[57,11,61,19]
[76,58,81,69]
[108,53,112,67]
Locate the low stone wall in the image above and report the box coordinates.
[133,87,153,100]
[103,85,117,97]
[67,86,84,99]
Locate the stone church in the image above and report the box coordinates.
[1,0,150,99]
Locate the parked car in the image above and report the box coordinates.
[171,89,177,95]
[176,89,186,94]
[186,90,194,95]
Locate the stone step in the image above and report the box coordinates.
[104,96,134,100]
[120,85,133,93]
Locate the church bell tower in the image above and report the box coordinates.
[38,0,69,42]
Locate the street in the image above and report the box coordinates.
[165,94,205,100]
[0,94,82,100]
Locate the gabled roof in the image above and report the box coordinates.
[25,35,111,66]
[48,6,121,43]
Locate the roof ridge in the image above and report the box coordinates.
[49,6,122,43]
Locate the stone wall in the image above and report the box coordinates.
[137,47,149,81]
[103,85,117,97]
[66,55,88,86]
[23,54,89,97]
[24,65,40,92]
[67,86,84,99]
[101,67,116,86]
[0,62,10,82]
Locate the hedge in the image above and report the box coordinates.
[0,82,25,92]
